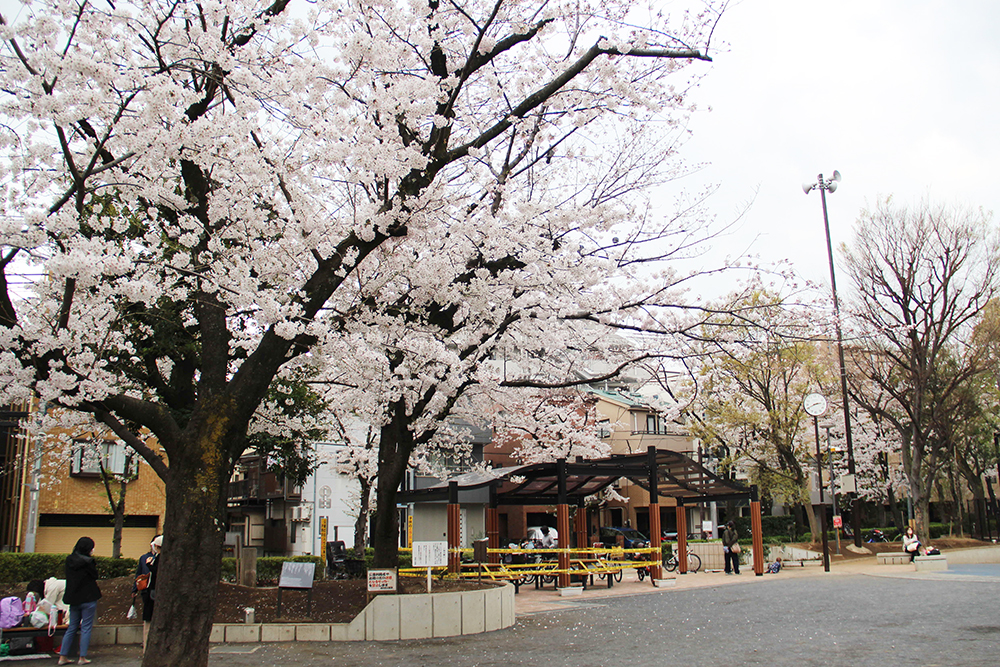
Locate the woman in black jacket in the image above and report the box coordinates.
[132,534,162,653]
[58,537,102,665]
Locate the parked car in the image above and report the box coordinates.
[661,531,699,541]
[599,526,649,548]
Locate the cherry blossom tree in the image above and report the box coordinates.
[0,0,725,663]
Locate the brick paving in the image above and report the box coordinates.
[60,555,1000,666]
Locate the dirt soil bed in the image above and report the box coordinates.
[0,576,494,626]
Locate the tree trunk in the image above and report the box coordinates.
[142,445,232,667]
[371,403,417,567]
[112,481,126,559]
[914,497,931,543]
[98,458,129,558]
[371,474,401,567]
[887,486,904,533]
[353,477,372,559]
[807,503,821,542]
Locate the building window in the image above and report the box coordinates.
[646,414,658,434]
[71,440,136,478]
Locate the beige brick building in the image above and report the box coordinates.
[3,404,166,559]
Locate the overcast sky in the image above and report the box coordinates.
[676,0,1000,296]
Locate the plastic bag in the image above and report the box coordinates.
[29,609,48,628]
[127,604,138,620]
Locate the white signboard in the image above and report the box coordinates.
[367,568,397,592]
[412,541,449,567]
[278,562,316,589]
[838,473,857,494]
[701,521,714,534]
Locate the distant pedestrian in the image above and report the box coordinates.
[58,537,102,665]
[902,526,921,562]
[133,535,162,653]
[722,521,741,575]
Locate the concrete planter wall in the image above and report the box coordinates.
[686,542,725,571]
[94,582,516,645]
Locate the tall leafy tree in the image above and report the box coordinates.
[843,200,1000,539]
[687,286,830,537]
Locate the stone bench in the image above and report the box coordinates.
[877,552,912,565]
[913,554,947,572]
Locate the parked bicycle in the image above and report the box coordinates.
[664,549,701,573]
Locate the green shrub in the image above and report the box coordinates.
[732,515,802,540]
[0,553,138,584]
[220,555,324,586]
[96,556,138,580]
[359,548,410,569]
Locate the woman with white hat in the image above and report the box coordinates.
[133,535,162,653]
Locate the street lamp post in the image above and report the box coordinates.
[825,426,841,555]
[803,171,861,548]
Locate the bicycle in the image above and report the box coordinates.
[664,550,701,573]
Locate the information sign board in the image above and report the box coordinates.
[833,515,843,528]
[278,561,315,589]
[412,541,449,567]
[367,568,397,592]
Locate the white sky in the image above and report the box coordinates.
[676,0,1000,294]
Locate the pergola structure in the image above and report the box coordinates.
[399,446,766,585]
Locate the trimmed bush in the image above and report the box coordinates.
[0,553,138,584]
[360,548,411,569]
[220,555,324,586]
[732,515,801,540]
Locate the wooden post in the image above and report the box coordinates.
[575,498,588,552]
[751,485,765,576]
[647,446,662,581]
[676,499,688,574]
[447,482,461,574]
[487,484,500,565]
[557,458,570,589]
[239,547,257,588]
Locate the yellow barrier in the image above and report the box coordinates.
[399,545,662,581]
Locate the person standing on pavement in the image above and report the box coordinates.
[133,535,162,654]
[58,536,102,665]
[722,521,741,575]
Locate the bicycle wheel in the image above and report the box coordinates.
[687,553,702,573]
[636,567,646,581]
[613,569,623,582]
[665,556,678,573]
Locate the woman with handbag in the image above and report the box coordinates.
[133,535,162,653]
[722,521,741,575]
[58,537,101,665]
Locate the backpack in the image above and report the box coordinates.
[0,596,24,628]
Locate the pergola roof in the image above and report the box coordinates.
[398,449,750,505]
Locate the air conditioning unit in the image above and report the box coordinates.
[291,505,312,522]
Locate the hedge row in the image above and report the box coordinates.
[0,552,328,587]
[794,522,957,544]
[0,553,138,584]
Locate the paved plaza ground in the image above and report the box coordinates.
[45,560,1000,666]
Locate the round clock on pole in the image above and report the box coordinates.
[803,393,828,417]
